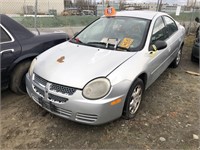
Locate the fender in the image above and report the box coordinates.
[8,53,39,73]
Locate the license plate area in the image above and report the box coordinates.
[38,97,56,112]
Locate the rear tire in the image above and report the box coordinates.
[170,47,182,68]
[10,60,31,94]
[123,78,144,119]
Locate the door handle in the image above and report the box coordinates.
[0,49,14,54]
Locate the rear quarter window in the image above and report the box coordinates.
[0,26,12,43]
[151,17,168,44]
[163,16,178,37]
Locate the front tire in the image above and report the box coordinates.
[123,78,144,119]
[10,60,31,94]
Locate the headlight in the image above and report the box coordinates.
[29,58,37,76]
[83,78,111,100]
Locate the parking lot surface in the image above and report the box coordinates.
[1,35,199,149]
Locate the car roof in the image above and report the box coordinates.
[103,10,167,20]
[0,14,34,41]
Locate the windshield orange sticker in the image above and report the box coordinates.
[119,38,134,49]
[104,6,116,16]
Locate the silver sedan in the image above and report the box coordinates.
[26,10,185,125]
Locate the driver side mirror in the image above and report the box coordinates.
[149,40,167,51]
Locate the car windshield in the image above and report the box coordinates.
[70,17,150,51]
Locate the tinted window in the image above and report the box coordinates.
[151,17,168,44]
[0,26,12,43]
[163,16,178,37]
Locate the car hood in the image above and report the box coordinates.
[34,42,136,89]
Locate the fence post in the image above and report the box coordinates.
[34,0,40,35]
[188,0,197,35]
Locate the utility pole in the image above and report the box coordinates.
[158,0,162,11]
[102,0,105,15]
[34,0,37,29]
[156,0,160,11]
[187,0,197,35]
[34,0,40,35]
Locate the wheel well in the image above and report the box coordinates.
[137,73,147,88]
[9,57,35,75]
[181,42,184,48]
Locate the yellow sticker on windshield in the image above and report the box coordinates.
[119,38,134,49]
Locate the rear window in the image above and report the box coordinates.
[0,26,12,43]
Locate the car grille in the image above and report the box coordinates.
[33,74,76,96]
[76,113,98,123]
[33,86,45,97]
[50,83,76,95]
[48,93,68,103]
[32,95,72,118]
[34,74,47,87]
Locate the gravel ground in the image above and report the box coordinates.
[1,35,199,149]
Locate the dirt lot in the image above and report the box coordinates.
[1,35,199,149]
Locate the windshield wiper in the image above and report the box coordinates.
[87,41,107,47]
[86,40,130,51]
[87,39,119,49]
[116,45,130,51]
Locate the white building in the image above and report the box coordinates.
[0,0,64,15]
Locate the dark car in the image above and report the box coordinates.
[1,14,69,94]
[191,17,200,62]
[191,35,199,62]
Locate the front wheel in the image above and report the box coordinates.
[10,60,31,94]
[123,78,144,119]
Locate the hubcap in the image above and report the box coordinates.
[176,49,181,65]
[129,85,142,115]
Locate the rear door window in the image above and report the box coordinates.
[163,16,178,37]
[151,17,168,44]
[0,26,12,43]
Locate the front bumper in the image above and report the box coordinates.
[26,73,126,125]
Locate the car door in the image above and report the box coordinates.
[146,16,170,86]
[0,24,21,77]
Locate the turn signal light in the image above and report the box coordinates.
[111,98,122,106]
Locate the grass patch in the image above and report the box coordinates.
[12,12,199,28]
[13,16,99,28]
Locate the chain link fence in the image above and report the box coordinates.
[166,6,200,34]
[0,0,98,36]
[0,0,199,36]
